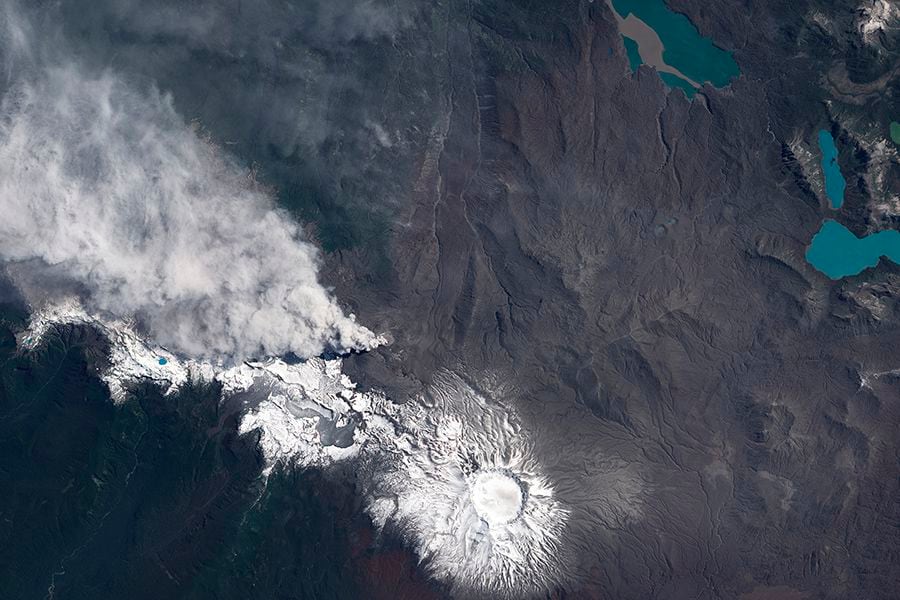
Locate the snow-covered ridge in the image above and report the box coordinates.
[21,299,193,401]
[859,0,899,45]
[19,300,387,468]
[20,301,576,599]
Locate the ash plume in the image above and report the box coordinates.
[0,5,380,362]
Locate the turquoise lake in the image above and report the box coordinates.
[613,0,740,90]
[623,36,642,72]
[818,130,846,208]
[623,35,698,96]
[806,220,900,278]
[659,72,698,97]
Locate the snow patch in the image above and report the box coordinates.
[859,0,900,45]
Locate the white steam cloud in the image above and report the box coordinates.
[0,10,380,361]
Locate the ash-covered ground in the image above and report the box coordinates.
[2,1,900,599]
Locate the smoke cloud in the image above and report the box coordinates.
[0,7,380,362]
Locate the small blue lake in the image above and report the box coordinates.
[158,357,168,366]
[818,130,846,208]
[612,0,740,95]
[806,220,900,279]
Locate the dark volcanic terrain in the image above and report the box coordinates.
[2,0,900,598]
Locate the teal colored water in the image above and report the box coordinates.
[817,130,846,208]
[611,0,740,87]
[806,220,900,278]
[623,36,642,72]
[622,35,696,98]
[158,357,168,365]
[659,72,697,97]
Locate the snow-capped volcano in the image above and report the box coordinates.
[20,303,574,598]
[358,372,573,599]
